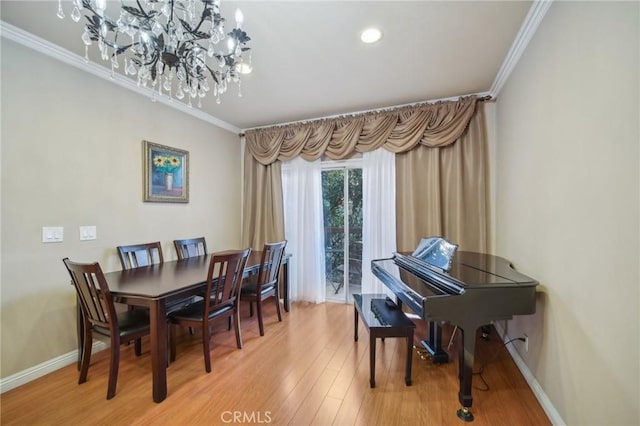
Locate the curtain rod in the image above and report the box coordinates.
[238,94,492,137]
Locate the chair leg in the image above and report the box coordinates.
[134,338,142,356]
[202,323,212,373]
[275,289,283,322]
[257,299,265,336]
[169,324,177,363]
[249,301,254,317]
[106,336,120,400]
[78,324,93,384]
[234,310,243,349]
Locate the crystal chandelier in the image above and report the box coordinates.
[57,0,252,107]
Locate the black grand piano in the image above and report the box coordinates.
[371,238,538,422]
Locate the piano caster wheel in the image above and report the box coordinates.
[456,407,474,422]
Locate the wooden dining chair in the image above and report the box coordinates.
[116,241,163,269]
[117,241,196,327]
[62,258,150,400]
[173,237,207,260]
[241,241,287,336]
[168,248,251,373]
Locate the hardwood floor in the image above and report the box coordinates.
[1,301,550,425]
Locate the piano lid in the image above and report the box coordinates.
[391,251,538,290]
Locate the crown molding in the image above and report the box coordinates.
[0,21,241,135]
[489,0,554,98]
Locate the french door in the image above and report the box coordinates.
[321,160,362,302]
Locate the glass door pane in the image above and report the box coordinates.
[322,169,346,300]
[322,167,362,302]
[347,168,362,299]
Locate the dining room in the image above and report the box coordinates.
[1,2,639,426]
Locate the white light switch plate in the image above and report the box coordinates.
[79,225,97,241]
[42,227,64,243]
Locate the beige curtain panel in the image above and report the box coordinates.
[241,150,285,250]
[242,96,487,253]
[395,103,487,253]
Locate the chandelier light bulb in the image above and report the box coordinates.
[235,9,244,28]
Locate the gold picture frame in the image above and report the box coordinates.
[143,140,189,203]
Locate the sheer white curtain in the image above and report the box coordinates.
[361,148,397,294]
[281,157,326,303]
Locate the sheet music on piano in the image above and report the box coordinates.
[411,236,458,272]
[393,237,464,295]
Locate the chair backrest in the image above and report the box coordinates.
[173,237,208,260]
[63,258,118,333]
[117,242,164,270]
[205,248,251,312]
[257,241,287,291]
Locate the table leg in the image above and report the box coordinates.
[150,300,168,403]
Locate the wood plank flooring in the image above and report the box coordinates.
[1,301,550,425]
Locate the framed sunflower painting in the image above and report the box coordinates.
[143,140,189,203]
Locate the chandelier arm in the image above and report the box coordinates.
[191,3,212,35]
[206,64,221,84]
[166,0,175,35]
[82,7,117,34]
[81,0,96,16]
[123,0,153,20]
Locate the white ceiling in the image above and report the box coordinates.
[0,1,534,131]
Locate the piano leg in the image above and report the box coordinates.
[456,327,477,422]
[421,321,449,364]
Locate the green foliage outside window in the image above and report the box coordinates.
[322,169,363,291]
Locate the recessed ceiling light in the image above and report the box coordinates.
[235,63,253,75]
[360,27,382,44]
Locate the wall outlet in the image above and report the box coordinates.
[524,334,529,352]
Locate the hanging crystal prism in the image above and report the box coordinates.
[71,5,81,22]
[56,0,65,19]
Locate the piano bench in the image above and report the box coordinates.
[353,293,416,388]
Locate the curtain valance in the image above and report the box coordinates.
[245,96,478,165]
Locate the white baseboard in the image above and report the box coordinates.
[494,323,566,426]
[0,341,107,394]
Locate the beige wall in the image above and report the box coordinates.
[495,2,639,425]
[0,39,243,377]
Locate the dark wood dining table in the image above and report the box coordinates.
[77,250,291,403]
